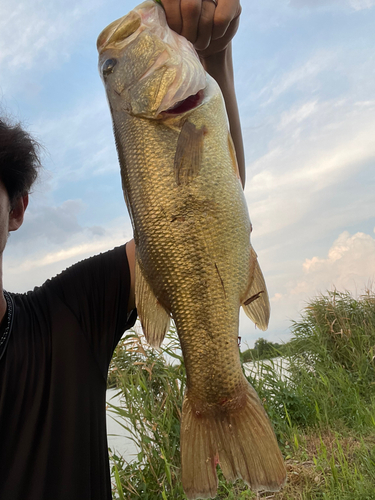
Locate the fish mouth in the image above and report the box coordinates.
[162,90,204,116]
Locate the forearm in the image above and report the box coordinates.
[200,44,245,187]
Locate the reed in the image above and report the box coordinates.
[108,328,185,498]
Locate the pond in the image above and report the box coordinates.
[106,388,138,462]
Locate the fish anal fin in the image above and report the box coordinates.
[174,121,206,186]
[135,257,170,348]
[180,383,286,499]
[242,247,270,331]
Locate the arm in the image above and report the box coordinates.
[200,45,245,187]
[161,0,245,186]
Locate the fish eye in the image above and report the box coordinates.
[102,58,117,77]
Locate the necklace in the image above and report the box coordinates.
[0,291,14,361]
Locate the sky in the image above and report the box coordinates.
[1,0,374,348]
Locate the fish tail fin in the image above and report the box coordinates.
[180,382,286,499]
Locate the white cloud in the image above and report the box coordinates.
[278,100,318,129]
[350,0,375,9]
[239,229,375,346]
[244,95,375,240]
[17,199,86,245]
[0,0,100,68]
[289,0,375,10]
[297,230,375,292]
[0,0,116,97]
[258,52,333,105]
[4,213,133,292]
[33,93,117,185]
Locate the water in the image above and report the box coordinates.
[243,356,290,381]
[106,388,138,462]
[106,357,289,462]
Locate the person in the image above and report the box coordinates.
[0,1,243,499]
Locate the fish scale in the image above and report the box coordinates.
[98,1,286,498]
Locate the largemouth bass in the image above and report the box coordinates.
[97,2,286,498]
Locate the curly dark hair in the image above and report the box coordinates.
[0,117,42,207]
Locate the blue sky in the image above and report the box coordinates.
[1,0,375,347]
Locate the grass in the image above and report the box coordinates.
[108,289,375,499]
[107,329,184,498]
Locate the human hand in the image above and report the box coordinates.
[159,0,245,186]
[159,0,241,57]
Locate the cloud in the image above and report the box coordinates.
[33,92,117,185]
[289,0,338,6]
[252,102,375,191]
[243,94,375,245]
[0,0,98,70]
[240,48,375,344]
[289,0,375,10]
[5,197,116,267]
[256,229,375,342]
[349,0,375,8]
[295,230,375,293]
[258,53,333,105]
[277,100,318,129]
[4,211,133,292]
[16,199,86,245]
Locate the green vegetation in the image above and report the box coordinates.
[241,337,287,362]
[108,289,375,499]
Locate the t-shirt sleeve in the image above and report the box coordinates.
[43,244,137,373]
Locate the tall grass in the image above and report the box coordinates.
[288,289,375,430]
[108,289,375,499]
[108,329,185,498]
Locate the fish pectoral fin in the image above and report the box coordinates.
[174,121,206,186]
[135,257,170,348]
[180,383,286,499]
[242,247,270,331]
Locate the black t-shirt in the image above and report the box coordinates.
[0,245,137,500]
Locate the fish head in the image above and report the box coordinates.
[97,0,207,119]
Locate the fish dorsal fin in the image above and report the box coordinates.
[174,121,206,186]
[242,247,270,331]
[135,257,170,348]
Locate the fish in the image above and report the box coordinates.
[97,2,286,498]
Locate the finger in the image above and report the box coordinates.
[180,0,202,44]
[194,0,215,51]
[212,1,241,41]
[215,12,240,47]
[161,0,183,35]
